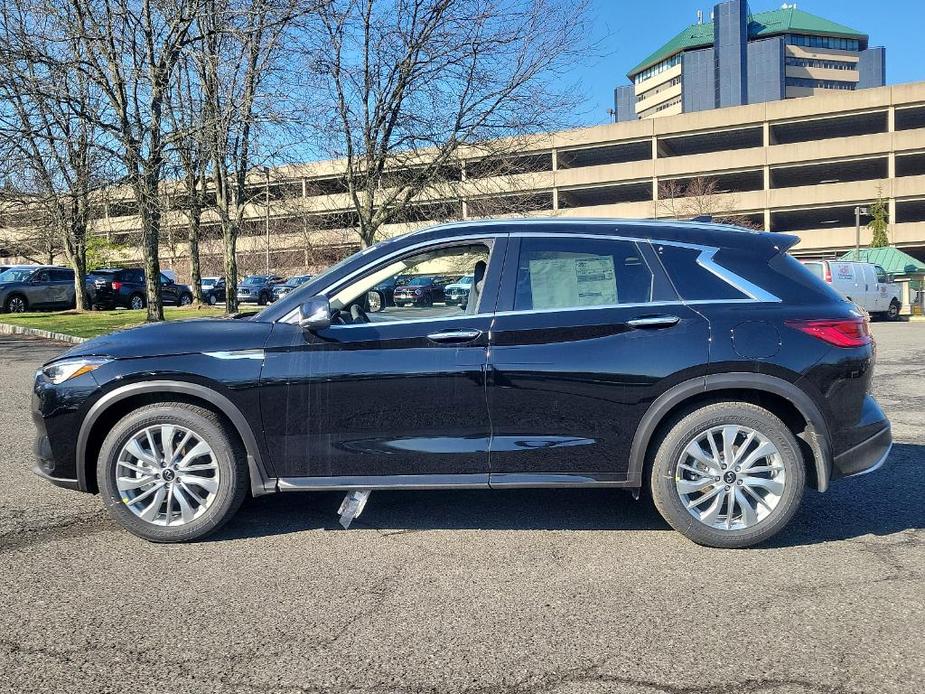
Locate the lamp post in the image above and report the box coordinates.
[854,206,869,258]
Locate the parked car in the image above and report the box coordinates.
[32,219,891,548]
[88,268,193,310]
[369,274,410,310]
[392,275,446,307]
[801,259,902,320]
[443,274,474,306]
[0,265,74,313]
[236,275,283,305]
[202,278,226,306]
[272,274,313,302]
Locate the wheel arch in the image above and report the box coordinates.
[629,373,833,492]
[77,380,275,497]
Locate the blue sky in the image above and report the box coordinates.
[570,0,920,124]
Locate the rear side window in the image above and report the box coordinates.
[875,265,887,283]
[513,237,655,311]
[802,262,824,280]
[653,244,748,301]
[50,269,73,282]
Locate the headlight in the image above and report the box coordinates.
[41,357,111,384]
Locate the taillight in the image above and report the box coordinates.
[785,318,871,348]
[111,281,122,290]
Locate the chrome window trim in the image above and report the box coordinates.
[204,349,265,360]
[279,228,780,324]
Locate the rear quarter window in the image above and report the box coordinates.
[652,244,749,301]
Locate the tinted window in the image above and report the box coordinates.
[513,237,654,311]
[653,244,748,301]
[33,270,50,282]
[875,265,887,283]
[50,269,74,281]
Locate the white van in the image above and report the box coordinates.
[801,259,901,320]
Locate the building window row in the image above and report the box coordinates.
[639,96,682,119]
[785,56,856,71]
[787,77,856,91]
[636,76,681,103]
[787,34,861,52]
[633,54,682,85]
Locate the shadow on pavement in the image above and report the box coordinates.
[208,443,924,545]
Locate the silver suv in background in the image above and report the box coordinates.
[0,265,75,313]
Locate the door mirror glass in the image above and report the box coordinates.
[299,296,331,330]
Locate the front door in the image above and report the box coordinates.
[261,238,506,481]
[487,233,709,484]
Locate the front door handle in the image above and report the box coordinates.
[626,315,680,329]
[426,328,482,343]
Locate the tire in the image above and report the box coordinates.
[97,402,249,542]
[257,292,268,306]
[129,293,145,310]
[179,293,193,306]
[4,294,27,313]
[207,293,218,306]
[887,300,900,321]
[649,401,805,549]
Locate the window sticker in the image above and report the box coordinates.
[528,254,616,309]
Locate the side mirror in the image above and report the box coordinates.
[299,296,331,331]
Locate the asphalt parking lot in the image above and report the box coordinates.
[0,323,922,694]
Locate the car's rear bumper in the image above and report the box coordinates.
[831,422,892,479]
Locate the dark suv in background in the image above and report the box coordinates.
[236,275,284,305]
[31,219,891,548]
[88,269,193,310]
[0,265,75,313]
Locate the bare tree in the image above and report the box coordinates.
[61,0,206,320]
[301,0,591,248]
[0,1,111,310]
[657,177,762,230]
[194,0,299,313]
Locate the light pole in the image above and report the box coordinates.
[262,166,271,275]
[854,206,869,258]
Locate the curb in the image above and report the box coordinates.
[0,322,87,344]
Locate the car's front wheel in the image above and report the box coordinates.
[207,293,218,306]
[4,294,27,313]
[97,403,248,542]
[650,401,805,549]
[179,293,193,306]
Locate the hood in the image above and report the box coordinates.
[52,316,273,363]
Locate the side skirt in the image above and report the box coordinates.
[275,473,637,491]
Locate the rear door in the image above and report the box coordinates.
[49,269,74,307]
[486,232,709,485]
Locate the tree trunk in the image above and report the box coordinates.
[188,204,204,303]
[223,220,239,314]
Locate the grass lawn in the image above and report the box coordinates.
[0,306,228,339]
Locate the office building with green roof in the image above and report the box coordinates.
[614,1,885,121]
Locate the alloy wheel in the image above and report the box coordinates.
[115,424,220,526]
[674,424,786,531]
[130,295,144,310]
[7,296,26,313]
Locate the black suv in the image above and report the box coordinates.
[0,265,75,313]
[32,219,891,547]
[88,269,193,310]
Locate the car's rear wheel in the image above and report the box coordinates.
[179,293,192,306]
[97,403,248,542]
[887,300,900,321]
[650,401,805,549]
[4,294,27,313]
[129,293,145,310]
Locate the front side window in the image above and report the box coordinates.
[513,237,654,311]
[0,268,35,283]
[330,243,491,323]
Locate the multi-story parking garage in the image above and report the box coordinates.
[2,80,925,274]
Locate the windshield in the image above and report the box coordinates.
[407,276,432,286]
[285,276,308,286]
[0,268,34,283]
[457,275,473,285]
[241,276,265,285]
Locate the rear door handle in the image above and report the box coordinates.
[626,315,680,329]
[426,328,482,343]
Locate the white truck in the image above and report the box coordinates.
[801,259,902,320]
